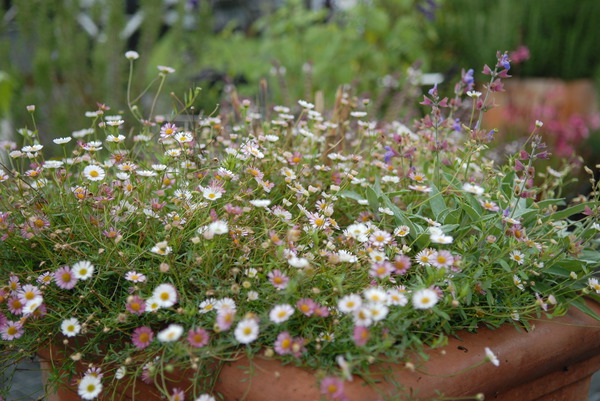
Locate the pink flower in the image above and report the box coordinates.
[7,296,24,315]
[268,269,289,290]
[274,331,293,355]
[126,296,146,315]
[216,310,236,331]
[313,305,330,317]
[353,325,370,346]
[369,261,393,279]
[132,326,154,349]
[320,376,347,401]
[187,328,210,348]
[54,266,78,290]
[392,255,412,275]
[296,298,317,316]
[170,388,185,401]
[1,320,24,340]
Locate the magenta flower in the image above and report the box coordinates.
[187,328,210,348]
[392,255,412,275]
[290,336,307,358]
[353,325,370,346]
[369,261,393,279]
[132,326,154,349]
[268,269,289,290]
[1,320,24,340]
[274,331,293,355]
[216,310,235,331]
[54,266,78,290]
[126,296,146,315]
[320,376,347,401]
[313,305,330,317]
[7,296,24,315]
[296,298,317,317]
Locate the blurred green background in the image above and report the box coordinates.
[0,0,599,167]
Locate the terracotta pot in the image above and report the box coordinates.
[39,299,600,401]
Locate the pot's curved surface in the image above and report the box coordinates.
[215,300,600,401]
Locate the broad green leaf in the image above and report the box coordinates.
[338,190,365,202]
[427,184,447,220]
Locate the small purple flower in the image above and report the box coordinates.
[54,266,78,290]
[187,328,210,348]
[320,376,347,401]
[274,331,293,355]
[296,298,317,316]
[126,296,146,315]
[132,326,154,349]
[353,325,370,346]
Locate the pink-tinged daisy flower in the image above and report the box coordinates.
[369,261,393,279]
[269,304,294,324]
[216,310,236,331]
[408,171,427,182]
[17,284,41,304]
[430,250,454,269]
[126,296,146,314]
[296,298,317,316]
[72,260,94,280]
[125,271,147,283]
[415,248,434,266]
[170,388,185,401]
[85,367,103,379]
[187,328,210,348]
[392,255,412,275]
[160,122,178,138]
[132,326,154,349]
[479,199,500,212]
[369,230,392,247]
[54,266,78,290]
[8,274,20,292]
[1,320,24,340]
[337,294,362,314]
[29,303,47,319]
[307,212,329,230]
[408,184,432,193]
[320,376,346,401]
[268,269,289,290]
[152,284,178,308]
[290,337,307,358]
[353,325,370,346]
[37,272,53,285]
[274,331,293,355]
[7,296,24,315]
[412,288,439,310]
[313,305,330,317]
[234,318,260,344]
[61,318,81,337]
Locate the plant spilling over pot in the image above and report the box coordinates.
[0,51,599,401]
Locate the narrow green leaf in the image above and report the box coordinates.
[542,201,600,222]
[366,186,379,212]
[338,190,365,202]
[571,297,600,321]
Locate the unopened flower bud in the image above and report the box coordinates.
[159,263,170,273]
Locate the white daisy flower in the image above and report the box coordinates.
[22,296,44,315]
[215,298,237,313]
[198,298,217,314]
[249,199,271,208]
[353,306,373,327]
[61,318,81,337]
[412,288,439,310]
[588,278,600,293]
[288,256,310,268]
[157,324,184,342]
[510,250,525,265]
[82,165,106,181]
[151,241,172,255]
[72,261,94,280]
[429,227,453,244]
[463,183,485,195]
[247,291,259,301]
[234,319,260,344]
[363,288,388,304]
[53,137,72,144]
[513,275,525,291]
[145,297,160,312]
[387,288,408,306]
[208,220,228,235]
[195,395,216,401]
[337,294,362,314]
[269,304,294,324]
[484,347,500,366]
[152,284,178,308]
[78,374,103,400]
[367,303,389,322]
